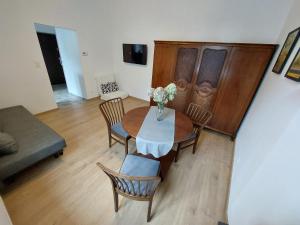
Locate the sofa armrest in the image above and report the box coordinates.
[101,90,128,101]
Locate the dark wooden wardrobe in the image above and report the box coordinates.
[151,41,276,138]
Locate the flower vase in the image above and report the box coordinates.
[156,103,165,121]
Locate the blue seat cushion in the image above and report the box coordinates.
[119,154,160,195]
[120,154,160,177]
[111,122,129,138]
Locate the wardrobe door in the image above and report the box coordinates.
[152,44,178,88]
[170,47,199,112]
[210,46,275,136]
[191,47,230,111]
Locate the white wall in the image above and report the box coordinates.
[111,0,292,100]
[0,0,113,113]
[228,0,300,224]
[0,0,295,113]
[0,196,12,225]
[56,27,87,98]
[0,0,294,113]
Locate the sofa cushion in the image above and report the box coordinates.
[101,90,128,101]
[101,82,112,94]
[95,74,115,96]
[110,81,119,92]
[0,106,66,180]
[100,81,119,94]
[0,132,18,156]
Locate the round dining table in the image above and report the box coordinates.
[122,106,193,143]
[122,106,193,178]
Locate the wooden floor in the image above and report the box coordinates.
[2,97,234,225]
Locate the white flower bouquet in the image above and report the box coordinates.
[148,83,177,120]
[149,83,177,104]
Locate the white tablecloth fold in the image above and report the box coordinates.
[136,106,175,158]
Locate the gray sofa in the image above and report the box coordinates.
[0,106,66,186]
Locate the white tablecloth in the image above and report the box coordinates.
[136,106,175,158]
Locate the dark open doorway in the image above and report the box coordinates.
[35,23,85,106]
[37,32,65,85]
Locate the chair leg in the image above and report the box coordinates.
[192,142,197,154]
[159,171,164,182]
[175,143,181,162]
[147,198,153,222]
[113,190,118,212]
[108,132,112,148]
[125,138,129,155]
[192,137,200,154]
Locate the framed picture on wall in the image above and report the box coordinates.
[272,27,300,74]
[285,48,300,81]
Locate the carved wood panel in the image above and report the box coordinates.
[170,48,198,112]
[192,48,228,110]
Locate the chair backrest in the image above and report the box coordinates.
[185,102,213,135]
[99,97,125,127]
[97,162,161,199]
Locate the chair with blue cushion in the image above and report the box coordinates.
[97,154,161,222]
[175,103,212,162]
[99,97,131,155]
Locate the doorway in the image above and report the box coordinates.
[35,23,85,106]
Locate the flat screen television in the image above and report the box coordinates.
[123,44,147,65]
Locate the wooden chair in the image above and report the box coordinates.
[99,97,131,155]
[175,103,212,162]
[97,154,161,222]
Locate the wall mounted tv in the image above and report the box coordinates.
[123,44,147,65]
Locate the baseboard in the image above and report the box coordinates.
[35,108,58,116]
[128,95,150,103]
[86,96,100,101]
